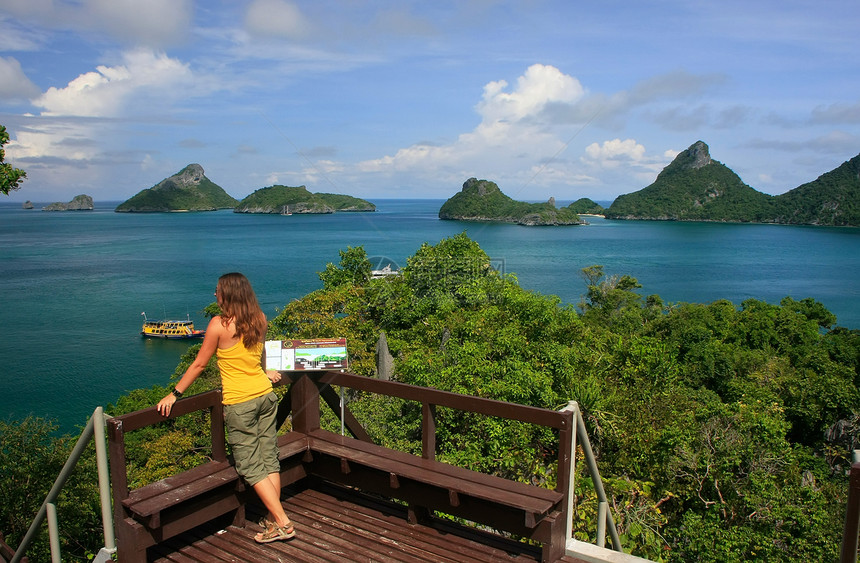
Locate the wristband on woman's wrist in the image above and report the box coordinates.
[172,388,183,398]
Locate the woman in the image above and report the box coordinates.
[156,272,295,543]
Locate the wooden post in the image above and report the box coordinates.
[842,462,860,563]
[556,408,573,494]
[106,419,128,522]
[290,373,321,433]
[210,389,226,462]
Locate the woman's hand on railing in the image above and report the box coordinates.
[156,393,177,416]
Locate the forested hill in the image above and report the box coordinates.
[115,164,237,212]
[771,153,860,226]
[604,141,773,222]
[234,185,376,214]
[566,197,606,215]
[604,142,860,226]
[439,177,584,225]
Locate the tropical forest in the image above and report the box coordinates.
[1,233,858,562]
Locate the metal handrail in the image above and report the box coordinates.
[562,400,623,552]
[11,407,116,563]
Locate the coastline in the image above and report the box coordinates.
[1,200,859,433]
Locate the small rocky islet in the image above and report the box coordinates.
[41,194,94,211]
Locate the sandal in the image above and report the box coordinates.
[255,522,296,543]
[258,517,276,531]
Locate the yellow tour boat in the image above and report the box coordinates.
[141,313,205,339]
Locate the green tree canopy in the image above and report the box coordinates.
[0,124,26,195]
[318,246,373,290]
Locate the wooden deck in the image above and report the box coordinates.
[149,481,588,563]
[106,372,591,562]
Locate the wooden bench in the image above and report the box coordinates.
[108,390,244,563]
[276,429,312,485]
[107,389,312,563]
[306,428,565,532]
[287,371,573,563]
[120,459,242,529]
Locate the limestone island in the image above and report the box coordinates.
[439,178,585,226]
[42,194,94,211]
[234,185,375,214]
[566,198,606,216]
[115,164,238,212]
[604,141,860,226]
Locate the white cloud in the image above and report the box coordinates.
[583,139,646,168]
[811,102,860,124]
[647,104,711,131]
[141,153,155,171]
[582,71,727,130]
[626,70,726,106]
[357,64,586,186]
[245,0,310,39]
[86,0,193,47]
[0,16,45,51]
[33,49,193,117]
[744,130,860,154]
[350,64,724,198]
[9,118,102,162]
[0,0,60,21]
[370,7,436,38]
[1,0,193,48]
[9,49,198,177]
[0,56,41,100]
[476,63,586,124]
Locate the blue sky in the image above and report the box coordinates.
[1,0,858,204]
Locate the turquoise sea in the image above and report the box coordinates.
[2,199,859,433]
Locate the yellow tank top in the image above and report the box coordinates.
[216,339,273,405]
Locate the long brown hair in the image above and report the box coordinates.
[216,272,266,346]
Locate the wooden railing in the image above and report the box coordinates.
[283,370,573,562]
[285,370,572,470]
[106,372,575,562]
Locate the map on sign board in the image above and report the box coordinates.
[264,338,348,371]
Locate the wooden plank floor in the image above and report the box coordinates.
[149,481,588,563]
